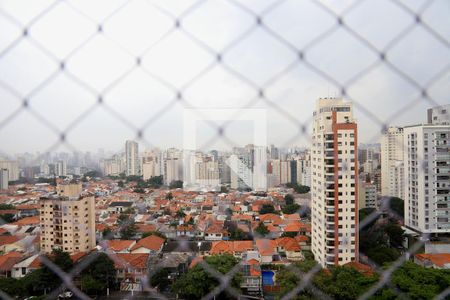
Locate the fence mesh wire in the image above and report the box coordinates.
[0,0,449,299]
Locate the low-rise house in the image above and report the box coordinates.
[0,236,20,253]
[210,241,254,258]
[240,258,262,297]
[131,235,165,254]
[0,252,22,277]
[415,253,450,269]
[16,204,39,218]
[176,224,197,238]
[112,253,149,291]
[105,240,136,253]
[274,237,304,261]
[205,224,227,241]
[108,202,134,214]
[11,254,39,278]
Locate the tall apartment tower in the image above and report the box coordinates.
[0,169,8,190]
[403,123,450,234]
[125,140,139,176]
[311,98,358,267]
[55,160,67,177]
[381,127,405,198]
[40,193,96,254]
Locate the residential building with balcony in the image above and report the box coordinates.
[404,123,450,234]
[39,194,96,254]
[311,98,358,267]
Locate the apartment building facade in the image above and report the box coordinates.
[381,127,405,198]
[404,124,450,234]
[311,98,358,267]
[40,195,96,254]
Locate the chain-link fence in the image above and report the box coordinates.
[0,0,449,299]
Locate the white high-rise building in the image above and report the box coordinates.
[101,154,124,176]
[381,127,405,198]
[311,98,358,267]
[404,123,450,234]
[0,169,8,190]
[0,160,19,181]
[125,140,139,176]
[55,160,67,177]
[142,149,162,180]
[296,153,311,187]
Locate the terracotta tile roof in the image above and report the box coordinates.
[136,224,157,233]
[283,213,301,221]
[255,239,276,256]
[275,237,301,251]
[415,253,450,268]
[0,209,18,215]
[112,253,149,269]
[11,216,39,226]
[206,224,225,234]
[295,235,309,243]
[210,241,254,255]
[107,240,136,252]
[70,252,88,263]
[29,256,41,268]
[246,258,261,276]
[189,256,203,268]
[131,235,164,252]
[0,252,22,271]
[15,204,39,210]
[284,221,311,232]
[344,261,374,276]
[260,214,283,224]
[0,235,20,246]
[231,214,252,222]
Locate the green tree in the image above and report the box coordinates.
[388,197,404,218]
[118,213,137,239]
[220,186,229,193]
[0,277,25,297]
[295,185,310,194]
[169,180,183,189]
[255,222,269,236]
[81,253,116,294]
[390,262,450,299]
[282,204,300,214]
[81,275,104,295]
[284,194,295,205]
[314,266,378,300]
[176,209,186,218]
[229,228,245,240]
[147,175,163,188]
[150,268,170,290]
[166,192,173,200]
[0,204,14,210]
[259,204,275,215]
[118,180,124,188]
[102,227,113,239]
[0,213,15,223]
[173,254,241,300]
[385,220,405,248]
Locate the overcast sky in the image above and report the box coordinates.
[0,0,449,155]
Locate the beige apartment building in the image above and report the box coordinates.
[40,193,96,254]
[311,98,358,267]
